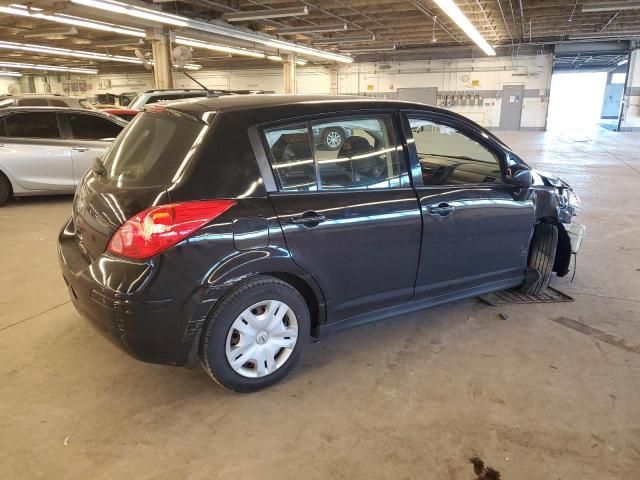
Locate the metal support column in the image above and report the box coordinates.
[283,54,296,94]
[147,27,174,89]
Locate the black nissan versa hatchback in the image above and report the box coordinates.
[58,95,584,392]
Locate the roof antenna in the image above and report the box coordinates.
[182,70,217,96]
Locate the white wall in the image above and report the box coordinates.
[26,53,553,130]
[335,54,552,129]
[620,49,640,131]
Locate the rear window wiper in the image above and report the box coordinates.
[93,158,107,176]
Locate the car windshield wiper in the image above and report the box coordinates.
[93,158,107,176]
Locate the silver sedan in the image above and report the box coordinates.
[0,107,126,205]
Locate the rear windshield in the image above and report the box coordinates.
[100,111,207,188]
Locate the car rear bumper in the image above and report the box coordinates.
[58,217,199,366]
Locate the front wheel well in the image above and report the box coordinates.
[0,170,14,206]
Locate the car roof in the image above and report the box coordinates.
[143,89,207,95]
[164,94,450,117]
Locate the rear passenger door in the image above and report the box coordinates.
[261,113,422,322]
[61,112,124,185]
[0,111,73,191]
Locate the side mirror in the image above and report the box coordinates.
[506,165,532,188]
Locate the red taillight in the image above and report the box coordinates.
[107,200,235,259]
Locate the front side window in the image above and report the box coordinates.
[67,113,123,140]
[3,112,60,139]
[263,114,407,192]
[408,116,502,185]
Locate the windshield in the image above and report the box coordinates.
[99,111,207,188]
[127,94,144,110]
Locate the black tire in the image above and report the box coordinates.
[522,223,558,295]
[200,275,310,393]
[322,127,344,151]
[0,173,11,206]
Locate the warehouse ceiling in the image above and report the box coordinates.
[0,0,638,73]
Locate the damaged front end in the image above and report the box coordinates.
[531,169,586,277]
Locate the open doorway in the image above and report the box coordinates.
[547,71,608,132]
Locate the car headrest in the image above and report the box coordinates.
[338,136,371,158]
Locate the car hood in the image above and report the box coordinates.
[531,169,571,189]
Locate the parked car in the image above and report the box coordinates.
[0,94,96,110]
[0,107,127,205]
[58,95,584,392]
[127,89,211,110]
[101,107,139,122]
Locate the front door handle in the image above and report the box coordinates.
[428,203,455,217]
[72,146,89,152]
[290,211,326,227]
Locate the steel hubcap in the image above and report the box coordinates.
[225,300,299,378]
[326,131,342,148]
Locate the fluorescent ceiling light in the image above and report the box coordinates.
[0,5,145,37]
[618,58,628,66]
[72,0,189,26]
[0,61,98,74]
[70,0,353,63]
[276,24,348,35]
[431,0,495,56]
[0,40,143,64]
[223,6,308,22]
[183,63,202,70]
[313,34,376,44]
[0,71,22,77]
[175,36,266,59]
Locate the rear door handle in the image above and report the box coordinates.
[290,211,326,226]
[72,146,89,152]
[427,203,455,216]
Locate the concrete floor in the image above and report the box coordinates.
[1,127,639,479]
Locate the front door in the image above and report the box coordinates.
[262,113,422,322]
[499,85,524,130]
[403,113,535,299]
[0,111,73,191]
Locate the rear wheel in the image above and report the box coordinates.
[201,276,310,392]
[522,223,558,295]
[0,173,12,206]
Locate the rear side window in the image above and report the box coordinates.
[264,124,315,192]
[67,113,123,140]
[263,114,408,192]
[100,112,207,188]
[312,116,405,190]
[4,112,60,139]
